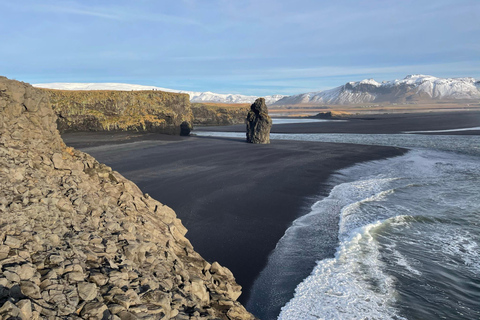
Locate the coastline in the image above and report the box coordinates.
[63,132,407,306]
[62,110,479,317]
[195,110,480,135]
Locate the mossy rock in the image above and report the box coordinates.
[41,89,193,135]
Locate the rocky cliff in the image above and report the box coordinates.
[0,76,255,319]
[41,89,194,135]
[191,103,249,126]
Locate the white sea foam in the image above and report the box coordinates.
[404,126,480,133]
[278,221,406,320]
[436,229,480,274]
[277,175,408,320]
[338,184,396,242]
[383,235,422,277]
[276,148,480,319]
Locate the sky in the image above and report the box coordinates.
[1,0,479,95]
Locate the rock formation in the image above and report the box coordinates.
[246,98,272,144]
[0,76,255,319]
[179,121,193,136]
[41,88,193,135]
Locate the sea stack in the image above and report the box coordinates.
[246,98,272,144]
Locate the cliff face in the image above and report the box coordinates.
[191,103,249,126]
[0,76,255,319]
[41,89,193,135]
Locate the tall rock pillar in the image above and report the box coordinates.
[246,98,272,144]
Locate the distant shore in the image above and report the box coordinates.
[197,110,480,135]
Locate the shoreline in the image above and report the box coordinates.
[63,132,407,307]
[196,110,480,135]
[62,110,479,316]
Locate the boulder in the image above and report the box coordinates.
[246,98,272,144]
[180,121,192,136]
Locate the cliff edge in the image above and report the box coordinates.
[0,76,255,319]
[41,88,193,135]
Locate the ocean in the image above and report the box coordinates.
[196,130,480,320]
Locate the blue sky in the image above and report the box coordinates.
[1,0,479,95]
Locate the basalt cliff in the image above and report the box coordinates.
[190,103,249,126]
[41,89,194,135]
[38,89,251,133]
[0,76,255,319]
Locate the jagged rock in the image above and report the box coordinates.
[20,281,42,299]
[77,282,98,301]
[246,98,272,144]
[180,121,192,136]
[0,76,257,319]
[4,235,22,248]
[81,301,108,318]
[16,299,33,319]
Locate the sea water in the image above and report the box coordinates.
[196,131,480,319]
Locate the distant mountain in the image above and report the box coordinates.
[274,75,480,105]
[33,82,285,105]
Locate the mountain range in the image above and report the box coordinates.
[273,75,480,105]
[34,75,480,105]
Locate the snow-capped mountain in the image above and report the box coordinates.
[32,82,285,105]
[274,75,480,105]
[33,75,480,106]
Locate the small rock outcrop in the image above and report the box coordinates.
[245,98,272,144]
[0,76,256,319]
[179,121,192,136]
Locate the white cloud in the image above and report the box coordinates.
[39,4,120,19]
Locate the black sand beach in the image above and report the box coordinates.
[63,132,406,306]
[62,111,479,311]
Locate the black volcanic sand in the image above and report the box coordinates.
[63,132,406,308]
[197,110,480,135]
[60,131,187,149]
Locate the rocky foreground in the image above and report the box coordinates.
[0,76,255,319]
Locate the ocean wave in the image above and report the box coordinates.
[278,221,406,320]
